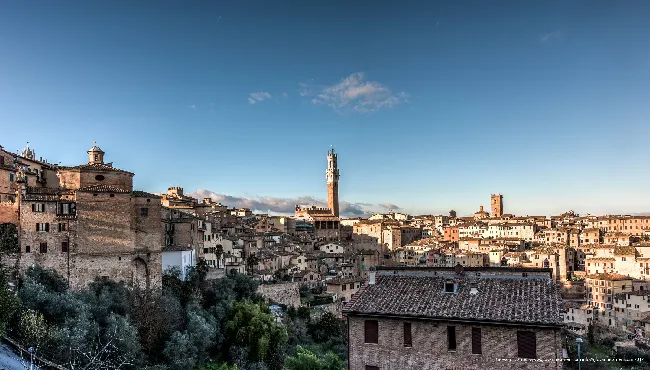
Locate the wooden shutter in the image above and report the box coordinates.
[45,223,49,232]
[472,327,482,354]
[364,320,378,344]
[32,204,35,212]
[403,322,412,347]
[61,242,69,253]
[36,223,39,232]
[447,326,456,351]
[517,331,537,359]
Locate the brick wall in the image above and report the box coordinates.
[348,316,562,370]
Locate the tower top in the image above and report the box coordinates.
[88,142,105,164]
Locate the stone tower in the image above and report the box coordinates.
[88,142,105,164]
[326,147,340,217]
[491,194,503,217]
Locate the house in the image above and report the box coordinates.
[343,265,563,370]
[162,246,196,280]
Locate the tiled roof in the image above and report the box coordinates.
[343,273,563,326]
[613,246,636,256]
[132,190,162,199]
[585,273,632,281]
[77,185,130,193]
[59,163,133,175]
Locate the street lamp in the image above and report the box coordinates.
[28,346,34,370]
[575,337,583,370]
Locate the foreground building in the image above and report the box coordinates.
[343,265,563,370]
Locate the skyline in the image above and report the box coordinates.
[1,1,650,216]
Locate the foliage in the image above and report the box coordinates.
[0,223,19,254]
[8,266,347,370]
[0,264,18,336]
[224,300,288,370]
[283,346,344,370]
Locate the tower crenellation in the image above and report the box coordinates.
[491,193,503,217]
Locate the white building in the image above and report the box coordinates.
[162,248,197,280]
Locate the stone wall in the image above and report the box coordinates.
[348,315,563,370]
[0,202,18,225]
[257,282,301,308]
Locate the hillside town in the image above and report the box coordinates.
[1,142,650,369]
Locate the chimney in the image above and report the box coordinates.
[368,266,376,285]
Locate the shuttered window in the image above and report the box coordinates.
[364,320,378,344]
[39,242,47,253]
[472,327,482,354]
[404,322,412,347]
[365,366,379,370]
[61,241,69,253]
[447,326,456,351]
[517,330,536,359]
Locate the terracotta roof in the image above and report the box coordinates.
[77,185,130,193]
[613,246,636,256]
[59,163,133,175]
[131,190,162,199]
[327,276,366,285]
[585,273,632,281]
[343,273,563,326]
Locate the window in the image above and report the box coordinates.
[403,322,412,347]
[350,283,354,290]
[447,326,456,351]
[342,284,346,291]
[365,366,379,370]
[9,173,14,182]
[472,327,482,354]
[25,245,31,253]
[444,281,455,293]
[58,223,67,232]
[32,203,45,212]
[364,320,378,344]
[39,242,47,253]
[517,331,537,359]
[36,223,49,232]
[140,207,148,217]
[95,174,105,181]
[61,241,69,253]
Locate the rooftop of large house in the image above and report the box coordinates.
[343,266,563,327]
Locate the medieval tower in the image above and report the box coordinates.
[491,193,503,217]
[326,148,340,217]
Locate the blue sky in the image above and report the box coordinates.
[1,1,649,217]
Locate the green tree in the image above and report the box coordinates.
[224,300,287,370]
[199,363,239,370]
[18,308,50,349]
[283,346,344,370]
[0,265,18,336]
[0,223,19,255]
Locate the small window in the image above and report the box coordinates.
[444,281,455,293]
[95,174,105,181]
[140,207,148,217]
[25,245,31,253]
[9,173,14,182]
[32,203,45,212]
[61,241,69,253]
[364,320,378,344]
[403,322,412,347]
[365,366,379,370]
[517,331,537,359]
[58,223,67,232]
[447,326,456,351]
[472,327,482,354]
[39,242,47,253]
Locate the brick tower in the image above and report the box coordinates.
[491,194,503,217]
[326,147,340,217]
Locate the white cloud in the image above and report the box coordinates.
[189,189,402,217]
[282,92,288,98]
[248,92,272,104]
[541,31,561,43]
[304,72,407,113]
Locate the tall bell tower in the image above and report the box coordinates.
[326,147,340,217]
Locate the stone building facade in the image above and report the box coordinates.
[343,266,563,370]
[15,145,163,289]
